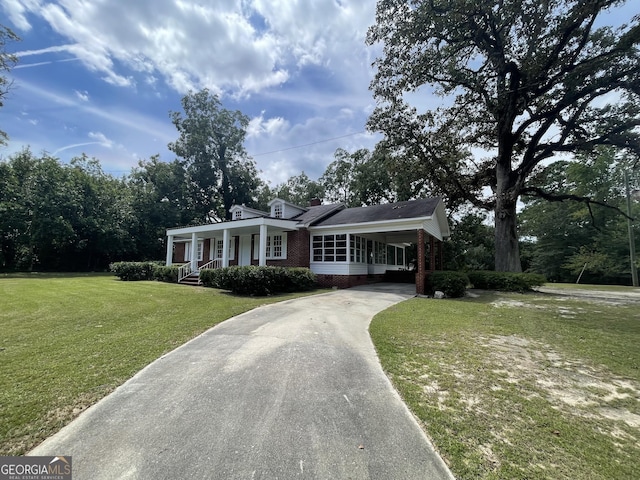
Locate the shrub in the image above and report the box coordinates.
[153,265,180,283]
[427,271,469,298]
[468,270,546,292]
[110,261,157,281]
[200,266,317,295]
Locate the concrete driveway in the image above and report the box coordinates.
[31,283,453,479]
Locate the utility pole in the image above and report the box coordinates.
[625,170,638,287]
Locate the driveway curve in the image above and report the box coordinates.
[31,283,453,480]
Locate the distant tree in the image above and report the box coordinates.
[67,154,135,269]
[321,147,398,207]
[367,0,640,272]
[0,25,19,145]
[444,212,495,271]
[272,172,325,207]
[127,156,191,259]
[520,147,639,283]
[0,149,135,271]
[169,89,260,221]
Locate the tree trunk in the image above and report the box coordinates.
[494,157,522,272]
[494,189,522,272]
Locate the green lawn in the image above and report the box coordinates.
[0,273,323,455]
[370,291,640,480]
[541,282,640,292]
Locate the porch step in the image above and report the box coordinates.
[179,273,201,286]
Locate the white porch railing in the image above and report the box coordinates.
[199,258,223,271]
[177,262,194,283]
[178,259,223,283]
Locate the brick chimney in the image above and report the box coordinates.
[309,198,322,207]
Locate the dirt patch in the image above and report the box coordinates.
[484,335,640,428]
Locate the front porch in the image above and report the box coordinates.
[166,217,301,283]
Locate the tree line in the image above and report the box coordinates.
[1,138,637,283]
[0,137,416,271]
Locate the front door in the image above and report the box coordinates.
[238,235,251,266]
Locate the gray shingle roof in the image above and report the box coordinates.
[313,198,441,226]
[292,203,345,225]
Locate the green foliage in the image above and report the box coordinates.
[468,271,546,292]
[270,171,325,207]
[427,271,469,298]
[128,156,192,259]
[444,212,495,271]
[168,89,262,221]
[0,149,134,271]
[153,265,179,283]
[367,0,640,272]
[200,266,317,295]
[520,147,639,284]
[320,147,399,207]
[109,261,157,281]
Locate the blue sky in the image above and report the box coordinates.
[1,0,382,186]
[1,1,637,188]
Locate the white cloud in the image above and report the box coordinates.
[74,90,89,102]
[4,1,384,186]
[247,113,290,138]
[0,0,40,31]
[5,1,376,98]
[88,131,113,148]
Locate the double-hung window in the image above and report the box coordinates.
[213,238,235,260]
[349,235,366,263]
[254,233,286,259]
[184,241,204,262]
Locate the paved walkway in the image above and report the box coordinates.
[31,284,453,479]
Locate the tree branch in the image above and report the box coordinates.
[521,186,634,221]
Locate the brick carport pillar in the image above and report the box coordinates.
[416,229,426,295]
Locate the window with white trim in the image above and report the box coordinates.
[349,235,366,263]
[214,238,235,260]
[234,210,242,220]
[273,203,282,218]
[184,241,203,261]
[253,233,287,259]
[313,234,347,262]
[374,240,386,264]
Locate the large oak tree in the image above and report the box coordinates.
[367,0,640,271]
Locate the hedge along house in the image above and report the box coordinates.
[165,197,450,294]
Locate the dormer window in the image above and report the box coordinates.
[273,203,282,218]
[234,210,242,220]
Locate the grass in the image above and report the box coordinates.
[370,291,640,480]
[0,273,323,455]
[541,282,640,292]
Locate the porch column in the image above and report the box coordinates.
[190,232,198,271]
[259,224,268,266]
[166,235,174,266]
[429,235,436,272]
[416,229,426,295]
[222,229,230,267]
[439,240,444,270]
